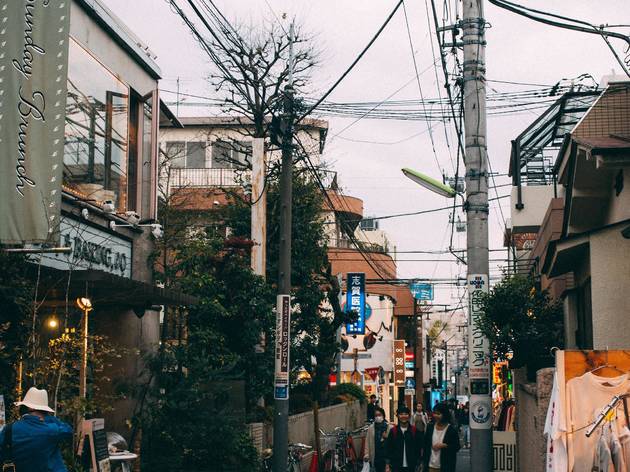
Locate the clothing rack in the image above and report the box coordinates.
[585,393,630,438]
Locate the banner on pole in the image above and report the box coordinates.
[345,272,366,335]
[393,340,405,385]
[274,295,291,400]
[0,0,70,244]
[468,274,492,429]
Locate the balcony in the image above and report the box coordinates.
[167,168,248,189]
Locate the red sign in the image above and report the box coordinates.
[364,367,379,382]
[405,349,414,361]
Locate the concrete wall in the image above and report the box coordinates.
[590,225,630,349]
[286,400,365,448]
[510,185,556,231]
[514,367,554,472]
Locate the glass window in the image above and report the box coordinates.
[165,142,185,168]
[63,39,129,211]
[141,99,154,217]
[186,142,206,168]
[211,140,252,168]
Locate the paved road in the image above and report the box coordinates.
[456,447,471,472]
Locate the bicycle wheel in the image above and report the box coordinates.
[288,460,301,472]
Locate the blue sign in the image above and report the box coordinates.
[345,273,366,335]
[274,385,288,400]
[405,378,416,389]
[410,282,434,301]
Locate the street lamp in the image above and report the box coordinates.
[46,315,59,330]
[76,297,93,400]
[402,168,457,198]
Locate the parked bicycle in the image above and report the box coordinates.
[319,425,368,472]
[261,443,313,472]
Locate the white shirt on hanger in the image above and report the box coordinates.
[544,372,568,472]
[566,372,630,472]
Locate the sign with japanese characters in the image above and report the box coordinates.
[274,295,291,400]
[468,274,491,429]
[0,0,71,244]
[410,282,434,300]
[345,273,366,335]
[393,340,406,385]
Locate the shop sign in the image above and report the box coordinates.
[0,0,71,244]
[345,273,366,335]
[410,282,434,300]
[393,340,405,385]
[38,217,132,278]
[274,295,291,400]
[468,273,491,430]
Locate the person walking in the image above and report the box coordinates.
[384,406,423,472]
[458,403,470,449]
[0,387,73,472]
[412,402,429,434]
[367,395,378,422]
[364,407,391,472]
[422,403,460,472]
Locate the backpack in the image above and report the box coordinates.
[1,424,16,472]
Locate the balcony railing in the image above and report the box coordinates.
[167,167,249,188]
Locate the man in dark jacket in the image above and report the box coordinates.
[0,387,73,472]
[384,406,423,472]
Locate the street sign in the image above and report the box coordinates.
[405,378,416,389]
[405,388,415,396]
[468,274,491,430]
[393,340,405,385]
[274,295,291,400]
[410,282,434,301]
[364,367,379,382]
[345,273,366,334]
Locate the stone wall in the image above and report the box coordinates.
[514,367,554,472]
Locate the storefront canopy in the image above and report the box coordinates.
[37,266,198,308]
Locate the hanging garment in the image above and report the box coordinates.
[592,432,612,472]
[617,426,630,470]
[544,372,568,472]
[566,372,630,472]
[608,428,626,472]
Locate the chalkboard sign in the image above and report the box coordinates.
[78,419,111,472]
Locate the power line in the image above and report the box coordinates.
[402,0,441,172]
[296,0,405,123]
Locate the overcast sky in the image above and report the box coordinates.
[104,0,628,308]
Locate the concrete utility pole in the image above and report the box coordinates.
[463,0,493,470]
[272,22,295,472]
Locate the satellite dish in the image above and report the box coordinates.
[402,168,457,198]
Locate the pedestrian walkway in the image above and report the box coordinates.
[456,447,471,472]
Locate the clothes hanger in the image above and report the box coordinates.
[588,349,627,386]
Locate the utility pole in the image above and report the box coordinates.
[463,0,493,470]
[272,22,295,472]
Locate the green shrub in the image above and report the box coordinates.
[328,383,366,404]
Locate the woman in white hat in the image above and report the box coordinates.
[0,387,73,471]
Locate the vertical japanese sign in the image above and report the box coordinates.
[0,0,70,244]
[393,340,405,385]
[468,274,492,429]
[274,295,291,400]
[345,272,366,335]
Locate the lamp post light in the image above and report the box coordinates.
[401,168,457,198]
[76,297,93,400]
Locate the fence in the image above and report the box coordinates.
[168,167,248,188]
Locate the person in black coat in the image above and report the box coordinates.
[422,403,461,472]
[384,406,423,472]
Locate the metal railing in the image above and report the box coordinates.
[167,167,249,188]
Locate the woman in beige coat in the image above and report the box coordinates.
[364,407,391,472]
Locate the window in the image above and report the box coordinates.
[63,39,130,211]
[164,141,206,168]
[211,140,252,169]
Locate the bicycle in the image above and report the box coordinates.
[261,443,312,472]
[319,425,369,472]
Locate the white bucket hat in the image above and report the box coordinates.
[15,387,55,413]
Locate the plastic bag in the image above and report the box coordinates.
[360,460,370,472]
